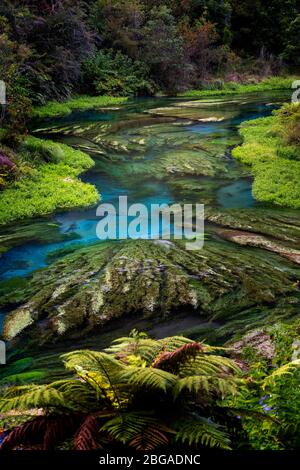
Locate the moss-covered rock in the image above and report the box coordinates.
[2,238,299,347]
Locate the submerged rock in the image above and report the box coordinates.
[217,229,300,265]
[2,238,299,347]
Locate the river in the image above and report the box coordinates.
[1,91,298,340]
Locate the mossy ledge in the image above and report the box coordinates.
[179,76,296,98]
[32,95,128,120]
[232,102,300,209]
[0,136,99,226]
[2,238,299,347]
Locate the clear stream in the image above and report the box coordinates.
[0,94,287,283]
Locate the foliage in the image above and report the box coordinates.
[0,137,99,225]
[140,5,189,93]
[179,76,297,98]
[32,95,128,119]
[0,333,242,450]
[0,148,17,187]
[232,102,300,209]
[82,50,155,97]
[224,323,300,449]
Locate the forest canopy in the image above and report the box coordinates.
[0,0,299,104]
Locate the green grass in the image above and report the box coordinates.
[179,76,297,98]
[32,95,128,119]
[0,136,99,225]
[232,103,300,209]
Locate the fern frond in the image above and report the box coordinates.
[52,379,99,411]
[101,411,168,448]
[0,415,81,450]
[175,416,231,449]
[179,355,241,377]
[117,367,177,392]
[74,415,101,450]
[263,360,300,388]
[129,424,169,451]
[0,385,65,412]
[153,342,204,372]
[173,375,240,400]
[62,350,124,376]
[107,338,162,365]
[157,336,195,350]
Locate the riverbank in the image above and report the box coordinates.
[232,102,300,208]
[0,137,99,226]
[179,76,296,98]
[32,95,128,120]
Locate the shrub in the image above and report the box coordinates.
[82,50,156,97]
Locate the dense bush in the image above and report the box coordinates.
[225,323,300,450]
[82,50,156,96]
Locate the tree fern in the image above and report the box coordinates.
[0,385,65,413]
[0,334,243,451]
[173,375,240,400]
[101,411,170,450]
[74,415,102,451]
[117,366,177,392]
[129,424,170,451]
[175,416,232,449]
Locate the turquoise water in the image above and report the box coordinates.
[0,96,283,282]
[217,179,255,209]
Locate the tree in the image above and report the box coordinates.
[282,14,300,67]
[82,49,155,96]
[141,6,190,93]
[91,0,144,58]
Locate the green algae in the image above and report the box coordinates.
[0,220,79,258]
[2,238,299,347]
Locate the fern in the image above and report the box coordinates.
[175,416,232,449]
[262,360,300,388]
[129,425,169,451]
[0,385,65,413]
[101,411,170,450]
[117,367,177,392]
[0,415,81,450]
[74,415,101,450]
[173,375,239,400]
[0,335,243,451]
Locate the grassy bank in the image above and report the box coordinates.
[0,137,99,225]
[232,102,300,208]
[179,76,297,98]
[32,95,128,119]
